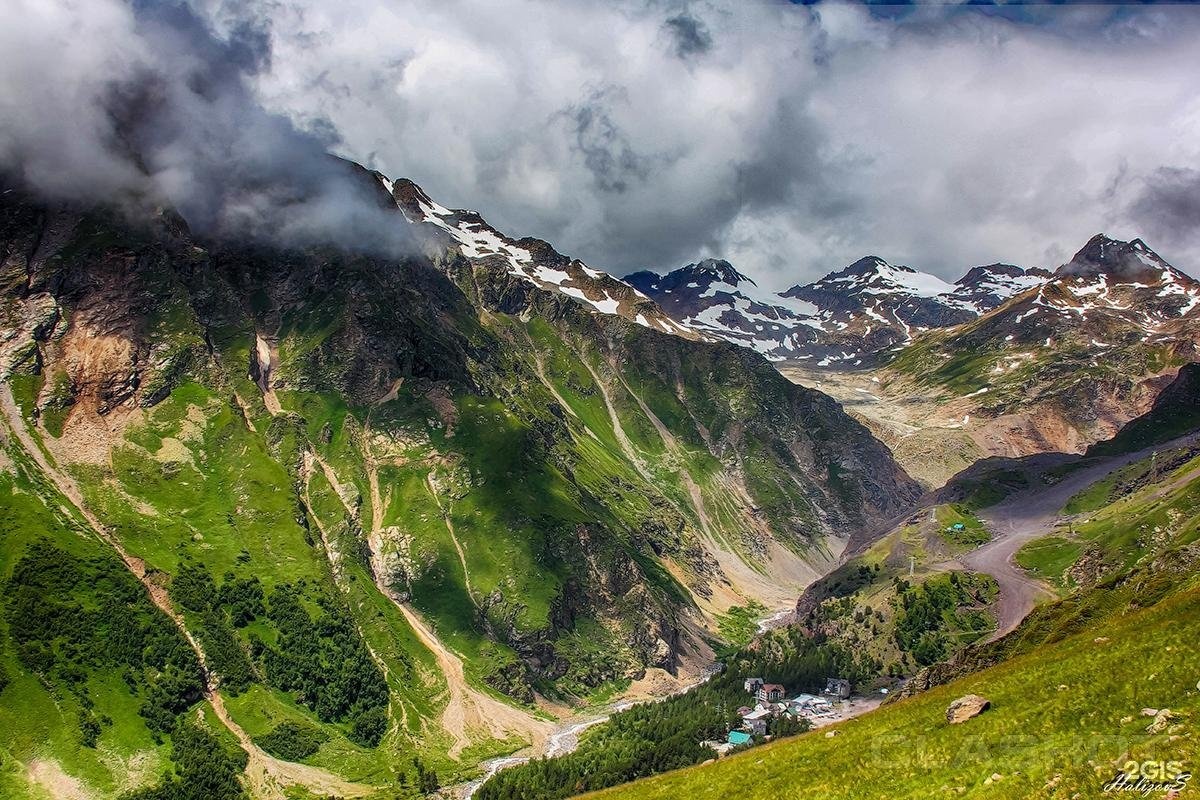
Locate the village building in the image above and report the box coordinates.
[789,693,834,720]
[757,683,786,704]
[788,693,830,713]
[726,730,752,747]
[744,677,764,694]
[741,707,772,736]
[824,677,851,699]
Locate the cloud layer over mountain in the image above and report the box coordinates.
[0,0,411,254]
[3,1,1198,284]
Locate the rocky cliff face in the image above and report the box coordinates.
[883,235,1200,457]
[0,167,919,724]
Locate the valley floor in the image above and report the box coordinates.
[780,365,986,489]
[456,668,712,799]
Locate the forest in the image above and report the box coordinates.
[2,539,393,800]
[892,572,995,665]
[4,542,206,743]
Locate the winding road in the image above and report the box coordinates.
[965,430,1200,640]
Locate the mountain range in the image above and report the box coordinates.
[626,256,1052,365]
[865,234,1200,466]
[0,162,920,797]
[3,148,1200,800]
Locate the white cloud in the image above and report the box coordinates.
[5,1,1200,285]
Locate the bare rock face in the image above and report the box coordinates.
[946,694,990,724]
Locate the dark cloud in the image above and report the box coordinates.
[228,0,1200,284]
[733,97,841,214]
[664,12,713,58]
[562,88,653,194]
[0,0,411,256]
[1130,167,1200,245]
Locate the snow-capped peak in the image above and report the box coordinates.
[688,258,755,287]
[375,172,695,337]
[941,263,1052,313]
[972,234,1200,341]
[1057,233,1178,284]
[639,253,1056,366]
[791,257,958,300]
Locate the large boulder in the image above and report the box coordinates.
[946,694,990,724]
[1146,709,1179,734]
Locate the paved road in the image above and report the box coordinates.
[966,431,1200,641]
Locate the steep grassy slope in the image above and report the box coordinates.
[586,578,1200,800]
[1016,441,1200,592]
[488,416,1200,799]
[0,174,918,797]
[0,439,198,799]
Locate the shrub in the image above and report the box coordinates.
[349,706,388,747]
[257,721,329,761]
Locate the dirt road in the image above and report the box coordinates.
[966,430,1200,640]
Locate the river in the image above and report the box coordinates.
[755,608,795,634]
[457,686,699,797]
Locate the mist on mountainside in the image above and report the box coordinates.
[0,0,409,254]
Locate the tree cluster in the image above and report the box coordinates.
[261,583,389,745]
[893,572,990,665]
[257,720,329,761]
[4,541,205,742]
[171,563,263,693]
[122,720,248,800]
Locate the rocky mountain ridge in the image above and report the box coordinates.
[628,255,1053,365]
[387,176,695,338]
[779,235,1200,486]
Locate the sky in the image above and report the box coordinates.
[2,1,1199,289]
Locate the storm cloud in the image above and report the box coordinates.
[664,13,714,59]
[5,1,1200,284]
[0,0,411,254]
[1129,167,1200,260]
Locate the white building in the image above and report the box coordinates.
[788,694,833,719]
[741,707,772,736]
